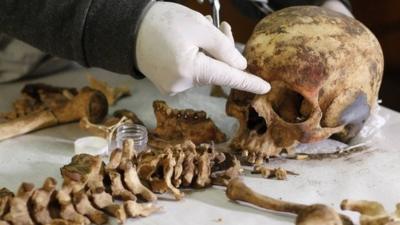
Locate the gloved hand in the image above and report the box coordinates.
[135,2,270,95]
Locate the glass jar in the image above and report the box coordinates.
[108,123,148,154]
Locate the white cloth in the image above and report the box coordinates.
[0,38,71,83]
[135,2,270,95]
[0,38,45,82]
[0,68,399,225]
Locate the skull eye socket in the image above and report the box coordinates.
[247,107,267,135]
[268,82,312,124]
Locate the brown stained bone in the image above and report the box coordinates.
[102,141,159,220]
[0,110,59,141]
[136,150,183,197]
[172,148,186,188]
[137,145,186,195]
[151,100,226,146]
[193,143,230,188]
[56,183,74,206]
[0,87,108,141]
[106,170,136,201]
[180,142,197,187]
[136,152,164,182]
[21,84,77,101]
[194,148,212,188]
[21,84,77,111]
[251,166,298,180]
[106,149,123,171]
[87,75,131,106]
[59,202,90,225]
[72,191,108,225]
[119,139,136,169]
[0,84,78,121]
[79,115,130,138]
[149,150,184,200]
[61,154,123,223]
[123,200,160,218]
[137,140,232,198]
[1,139,236,224]
[226,178,354,225]
[1,142,162,224]
[227,6,384,164]
[79,117,109,138]
[341,200,400,225]
[30,177,57,225]
[0,94,39,122]
[3,183,35,225]
[102,204,127,224]
[113,110,143,126]
[106,140,136,201]
[88,190,127,224]
[122,162,157,202]
[79,109,143,139]
[56,184,92,225]
[50,87,108,124]
[137,140,240,193]
[0,188,14,218]
[89,189,113,209]
[0,83,76,122]
[106,140,149,201]
[211,153,242,187]
[60,154,104,192]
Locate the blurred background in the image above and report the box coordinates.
[181,0,400,112]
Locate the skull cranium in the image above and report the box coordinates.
[226,6,384,164]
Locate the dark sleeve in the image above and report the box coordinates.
[231,0,352,20]
[0,0,154,78]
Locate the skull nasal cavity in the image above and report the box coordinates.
[271,88,312,124]
[247,107,267,134]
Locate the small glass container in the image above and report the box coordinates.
[108,123,148,154]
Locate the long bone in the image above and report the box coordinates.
[0,88,108,141]
[226,178,354,225]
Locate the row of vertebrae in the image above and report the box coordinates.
[0,140,159,225]
[136,140,241,199]
[0,139,241,225]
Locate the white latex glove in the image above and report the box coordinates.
[135,2,271,95]
[205,15,234,43]
[321,0,353,17]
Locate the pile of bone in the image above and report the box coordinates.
[0,139,241,225]
[135,140,241,199]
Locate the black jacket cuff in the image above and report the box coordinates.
[84,0,154,77]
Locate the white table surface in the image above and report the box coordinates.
[0,67,399,225]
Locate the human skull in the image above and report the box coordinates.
[226,6,384,164]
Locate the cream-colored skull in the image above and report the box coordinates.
[226,6,384,164]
